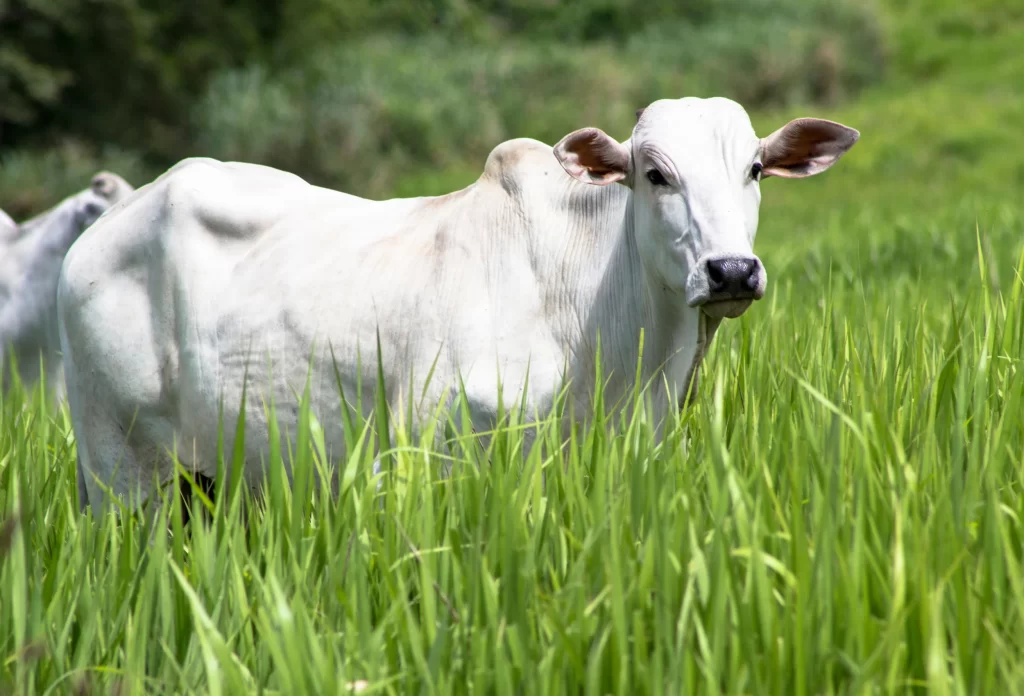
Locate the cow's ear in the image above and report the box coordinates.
[91,172,119,199]
[760,118,859,179]
[554,127,631,186]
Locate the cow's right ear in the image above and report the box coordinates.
[554,128,631,186]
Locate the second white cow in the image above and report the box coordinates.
[58,97,858,511]
[1,172,135,398]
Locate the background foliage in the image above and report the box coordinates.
[1,0,885,206]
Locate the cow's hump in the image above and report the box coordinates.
[481,138,559,187]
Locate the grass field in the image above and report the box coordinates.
[3,4,1024,695]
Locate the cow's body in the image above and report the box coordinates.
[0,173,134,398]
[58,97,858,510]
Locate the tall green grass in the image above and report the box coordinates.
[1,225,1023,693]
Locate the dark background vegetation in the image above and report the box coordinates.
[0,0,885,215]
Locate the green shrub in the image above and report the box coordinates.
[0,0,276,157]
[196,0,886,197]
[1,0,886,198]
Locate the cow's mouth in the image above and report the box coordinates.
[700,298,754,319]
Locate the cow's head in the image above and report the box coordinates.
[74,171,135,232]
[553,97,858,319]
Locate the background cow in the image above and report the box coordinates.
[57,97,857,511]
[0,172,134,400]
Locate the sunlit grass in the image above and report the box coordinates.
[1,230,1023,693]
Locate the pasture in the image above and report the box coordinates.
[3,2,1024,694]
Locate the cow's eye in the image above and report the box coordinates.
[646,169,668,186]
[750,162,764,181]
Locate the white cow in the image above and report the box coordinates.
[1,172,134,399]
[58,97,858,511]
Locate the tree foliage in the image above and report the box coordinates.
[0,0,886,197]
[0,0,279,154]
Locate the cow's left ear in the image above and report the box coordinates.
[554,127,632,186]
[760,118,859,179]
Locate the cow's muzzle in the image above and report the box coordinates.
[686,254,766,319]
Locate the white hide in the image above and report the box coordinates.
[1,172,134,398]
[57,97,858,511]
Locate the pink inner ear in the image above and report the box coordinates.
[762,118,859,177]
[556,128,630,184]
[576,131,628,176]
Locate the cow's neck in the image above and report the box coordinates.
[21,199,81,257]
[560,187,708,418]
[0,200,83,337]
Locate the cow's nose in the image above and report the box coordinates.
[706,256,761,298]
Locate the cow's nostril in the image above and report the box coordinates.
[744,259,760,290]
[706,259,726,290]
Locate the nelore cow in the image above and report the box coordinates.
[57,97,858,511]
[1,172,134,399]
